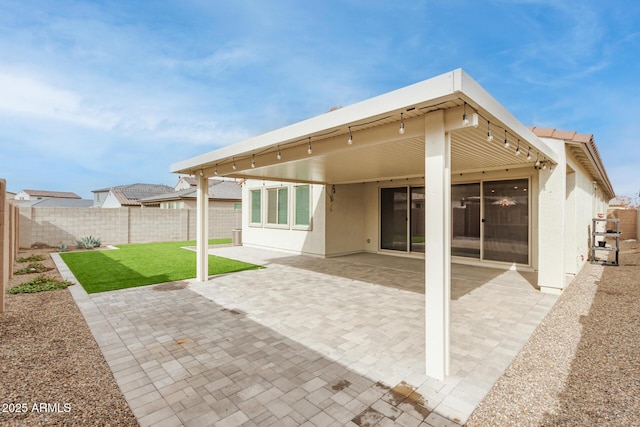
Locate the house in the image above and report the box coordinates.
[139,179,242,209]
[14,189,81,201]
[92,183,174,208]
[171,69,614,380]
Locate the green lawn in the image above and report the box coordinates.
[59,239,262,294]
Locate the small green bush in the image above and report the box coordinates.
[17,254,47,263]
[76,235,102,249]
[8,275,74,294]
[15,262,52,275]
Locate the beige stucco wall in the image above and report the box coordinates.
[241,180,326,256]
[19,207,241,247]
[324,183,365,256]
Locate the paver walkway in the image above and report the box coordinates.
[54,247,558,426]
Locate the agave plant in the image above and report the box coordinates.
[77,235,102,249]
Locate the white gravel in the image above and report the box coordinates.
[466,240,640,426]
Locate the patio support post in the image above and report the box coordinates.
[424,110,451,381]
[196,174,209,282]
[537,139,566,294]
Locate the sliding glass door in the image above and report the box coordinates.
[380,186,425,253]
[380,187,408,251]
[483,179,529,264]
[452,178,529,265]
[451,183,481,258]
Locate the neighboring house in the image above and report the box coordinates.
[92,183,174,208]
[139,179,242,209]
[171,69,615,380]
[174,176,198,191]
[6,190,16,200]
[14,189,81,201]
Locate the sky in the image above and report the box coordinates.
[1,0,639,199]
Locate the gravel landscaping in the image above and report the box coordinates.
[2,239,638,427]
[467,239,640,426]
[0,249,138,427]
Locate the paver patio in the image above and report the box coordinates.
[54,247,558,426]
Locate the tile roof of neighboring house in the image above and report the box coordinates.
[18,198,94,208]
[93,183,175,206]
[92,183,174,193]
[529,127,615,200]
[22,190,81,199]
[140,180,242,203]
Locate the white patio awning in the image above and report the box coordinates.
[172,69,559,183]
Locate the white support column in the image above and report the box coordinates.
[196,173,209,282]
[424,110,451,380]
[537,139,567,294]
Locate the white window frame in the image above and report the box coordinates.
[292,184,312,230]
[249,188,262,227]
[265,186,289,228]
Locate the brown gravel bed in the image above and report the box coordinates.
[467,240,640,426]
[1,249,138,427]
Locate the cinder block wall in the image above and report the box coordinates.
[19,207,242,247]
[607,209,638,240]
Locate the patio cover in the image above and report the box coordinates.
[171,68,560,381]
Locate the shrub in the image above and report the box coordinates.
[76,235,102,250]
[58,243,68,252]
[8,275,74,294]
[17,254,46,263]
[15,262,52,275]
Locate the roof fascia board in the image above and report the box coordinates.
[565,140,615,199]
[171,70,459,174]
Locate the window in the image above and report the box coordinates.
[267,187,288,225]
[250,189,261,225]
[294,185,311,228]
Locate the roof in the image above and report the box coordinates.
[171,69,559,185]
[17,198,94,208]
[530,127,615,200]
[102,184,175,206]
[21,190,81,199]
[93,183,174,193]
[140,180,242,204]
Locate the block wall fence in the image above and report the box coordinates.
[607,208,639,240]
[18,207,242,248]
[1,179,20,313]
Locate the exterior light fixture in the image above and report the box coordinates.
[462,102,469,126]
[348,126,353,144]
[214,165,218,176]
[515,139,521,155]
[251,154,256,168]
[504,130,509,148]
[527,147,532,161]
[276,146,282,160]
[307,137,312,155]
[232,158,237,170]
[487,121,493,142]
[535,154,540,168]
[399,113,405,134]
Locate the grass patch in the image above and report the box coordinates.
[17,254,47,263]
[59,239,261,294]
[8,275,74,294]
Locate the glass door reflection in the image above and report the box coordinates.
[482,179,529,264]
